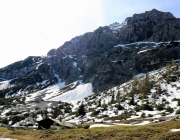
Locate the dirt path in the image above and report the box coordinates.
[0,131,7,138]
[0,131,17,140]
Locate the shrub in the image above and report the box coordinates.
[129,94,135,105]
[91,110,100,117]
[64,106,72,113]
[161,112,166,116]
[102,103,108,111]
[148,114,153,117]
[134,106,141,112]
[162,98,166,102]
[78,103,86,116]
[83,125,90,129]
[97,99,101,107]
[172,98,178,101]
[35,107,40,110]
[141,104,154,111]
[165,101,169,104]
[178,99,180,106]
[176,109,180,114]
[156,103,165,111]
[166,106,174,113]
[116,103,124,110]
[135,104,154,111]
[110,112,132,120]
[11,116,22,124]
[1,118,8,124]
[141,112,146,118]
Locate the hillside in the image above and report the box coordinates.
[0,9,180,127]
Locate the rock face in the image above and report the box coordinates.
[0,9,180,96]
[126,9,174,24]
[93,41,180,92]
[150,18,180,42]
[117,9,175,43]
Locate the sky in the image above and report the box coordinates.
[0,0,180,68]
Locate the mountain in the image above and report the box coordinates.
[0,9,180,127]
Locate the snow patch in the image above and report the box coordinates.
[113,40,180,48]
[36,114,43,121]
[138,49,152,54]
[0,80,12,90]
[26,82,65,102]
[73,62,77,67]
[90,124,113,128]
[48,83,93,102]
[171,128,180,132]
[135,73,145,78]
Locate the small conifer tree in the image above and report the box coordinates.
[78,102,86,116]
[117,102,124,110]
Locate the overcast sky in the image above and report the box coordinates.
[0,0,180,68]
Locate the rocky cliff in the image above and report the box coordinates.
[0,9,180,96]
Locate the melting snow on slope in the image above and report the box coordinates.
[1,108,11,117]
[73,62,77,67]
[89,124,113,128]
[109,22,121,30]
[115,121,150,126]
[36,114,43,121]
[0,80,12,90]
[135,73,146,78]
[138,49,152,54]
[89,121,150,128]
[171,128,180,132]
[114,40,180,48]
[26,82,65,102]
[109,21,127,33]
[48,83,93,102]
[134,121,150,125]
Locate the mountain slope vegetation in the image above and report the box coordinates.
[0,9,180,127]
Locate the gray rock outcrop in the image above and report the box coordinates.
[1,9,180,96]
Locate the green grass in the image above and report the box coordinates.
[0,126,8,131]
[0,126,8,136]
[2,120,180,140]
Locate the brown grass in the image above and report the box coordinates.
[0,127,8,137]
[2,120,180,140]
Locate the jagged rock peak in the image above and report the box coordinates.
[125,9,175,25]
[47,9,176,56]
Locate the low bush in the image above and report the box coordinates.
[156,103,165,111]
[91,110,100,117]
[148,114,153,117]
[165,106,174,113]
[141,112,146,118]
[176,109,180,114]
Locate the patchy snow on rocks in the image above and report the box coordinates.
[2,57,180,128]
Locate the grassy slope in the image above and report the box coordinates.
[0,126,8,137]
[1,120,180,140]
